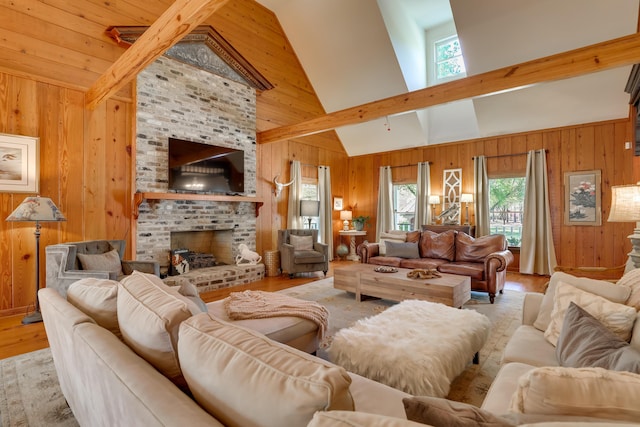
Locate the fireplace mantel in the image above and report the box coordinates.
[133,192,264,218]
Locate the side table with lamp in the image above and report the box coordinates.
[6,196,66,324]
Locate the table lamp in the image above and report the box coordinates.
[340,210,352,231]
[460,193,474,225]
[608,184,640,268]
[428,195,440,225]
[6,196,66,324]
[300,199,320,229]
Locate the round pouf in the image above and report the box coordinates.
[336,244,349,259]
[264,250,281,277]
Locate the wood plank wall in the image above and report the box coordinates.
[346,118,640,271]
[0,72,133,316]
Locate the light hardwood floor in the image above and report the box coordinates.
[0,261,549,360]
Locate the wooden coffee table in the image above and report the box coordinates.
[333,263,470,308]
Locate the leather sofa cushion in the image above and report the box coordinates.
[398,258,447,270]
[455,233,505,263]
[405,230,421,243]
[178,313,354,427]
[437,262,485,280]
[419,230,455,261]
[369,256,403,268]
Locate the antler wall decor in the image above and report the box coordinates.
[272,174,294,198]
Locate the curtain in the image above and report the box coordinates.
[286,160,303,229]
[520,149,558,275]
[415,162,431,230]
[473,156,491,237]
[318,166,334,260]
[376,166,394,241]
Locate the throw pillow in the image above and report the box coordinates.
[117,272,197,391]
[544,281,636,347]
[403,396,515,427]
[178,313,354,427]
[308,411,426,427]
[455,233,506,263]
[66,278,121,339]
[509,366,640,422]
[556,302,640,373]
[419,230,456,261]
[176,282,208,313]
[616,267,640,310]
[290,234,314,251]
[533,271,632,332]
[405,230,421,243]
[379,231,407,256]
[385,241,420,259]
[76,248,123,276]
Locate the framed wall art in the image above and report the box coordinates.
[0,133,39,193]
[441,168,462,224]
[564,169,601,226]
[333,197,343,211]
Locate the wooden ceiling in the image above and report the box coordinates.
[0,0,344,152]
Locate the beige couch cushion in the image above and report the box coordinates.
[117,272,195,390]
[379,231,407,255]
[66,278,121,338]
[509,366,640,422]
[178,313,354,427]
[533,272,631,332]
[616,267,640,310]
[544,281,636,346]
[307,411,426,427]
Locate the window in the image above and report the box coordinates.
[488,177,525,247]
[301,183,319,229]
[393,184,416,231]
[435,36,466,81]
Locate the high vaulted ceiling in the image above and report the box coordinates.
[256,0,640,156]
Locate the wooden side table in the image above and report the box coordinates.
[338,230,367,261]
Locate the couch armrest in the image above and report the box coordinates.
[357,241,378,263]
[484,249,514,273]
[522,292,544,326]
[122,260,160,276]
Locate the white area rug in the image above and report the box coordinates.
[327,299,491,397]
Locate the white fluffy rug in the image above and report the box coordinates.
[327,299,491,398]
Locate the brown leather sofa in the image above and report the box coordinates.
[358,228,513,303]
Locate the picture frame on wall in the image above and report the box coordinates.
[333,197,343,211]
[0,133,39,193]
[564,169,601,226]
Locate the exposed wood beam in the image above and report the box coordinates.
[85,0,230,110]
[258,32,640,144]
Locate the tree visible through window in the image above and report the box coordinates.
[393,184,416,231]
[489,177,525,247]
[435,36,466,80]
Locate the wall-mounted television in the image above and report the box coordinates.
[168,138,244,194]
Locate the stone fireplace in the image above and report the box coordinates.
[170,229,233,271]
[134,54,259,281]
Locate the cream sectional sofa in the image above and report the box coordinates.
[40,269,640,426]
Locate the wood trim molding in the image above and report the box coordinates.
[108,25,273,91]
[258,32,640,144]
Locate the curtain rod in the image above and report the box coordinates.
[472,149,547,160]
[388,161,432,169]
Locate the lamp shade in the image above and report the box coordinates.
[428,195,440,205]
[460,193,474,203]
[300,199,320,217]
[340,210,352,221]
[608,184,640,222]
[6,196,67,222]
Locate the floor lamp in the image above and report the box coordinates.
[428,195,440,225]
[300,199,320,229]
[608,184,640,269]
[6,196,66,324]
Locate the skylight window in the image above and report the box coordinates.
[435,36,466,80]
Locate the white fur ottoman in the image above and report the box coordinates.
[327,299,490,397]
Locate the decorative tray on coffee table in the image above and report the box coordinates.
[374,266,398,273]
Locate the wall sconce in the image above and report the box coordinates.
[340,210,352,231]
[608,184,640,268]
[428,195,440,225]
[460,193,473,225]
[300,200,320,229]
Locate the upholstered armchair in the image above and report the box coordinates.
[45,239,160,298]
[278,229,328,278]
